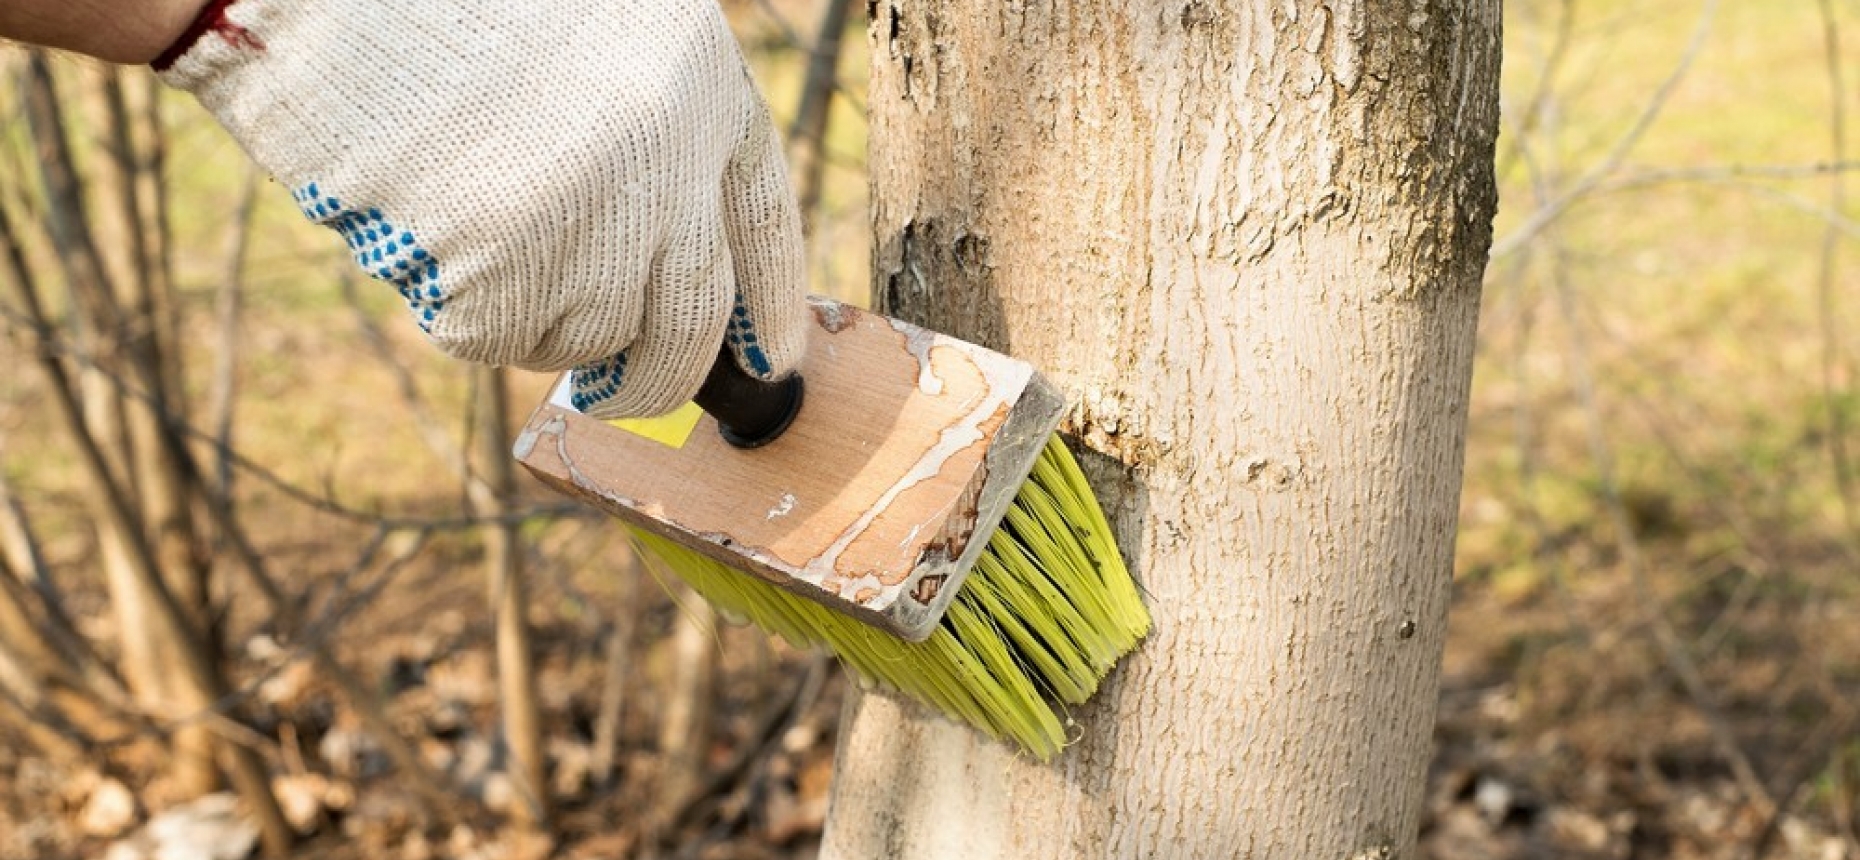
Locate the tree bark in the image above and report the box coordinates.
[822,2,1500,858]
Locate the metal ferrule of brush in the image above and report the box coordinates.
[692,347,805,449]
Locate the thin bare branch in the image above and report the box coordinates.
[20,53,123,338]
[207,167,261,500]
[0,661,94,763]
[138,72,182,401]
[1526,168,1860,243]
[748,0,865,111]
[0,494,123,698]
[340,271,500,508]
[1548,241,1777,818]
[475,365,550,829]
[1499,99,1600,649]
[1507,81,1779,817]
[0,298,579,530]
[1495,0,1578,184]
[1492,0,1723,258]
[1813,0,1859,544]
[589,551,640,790]
[100,68,156,335]
[787,0,854,237]
[2,177,294,856]
[662,654,829,840]
[653,585,717,830]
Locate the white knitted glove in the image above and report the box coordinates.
[155,0,809,418]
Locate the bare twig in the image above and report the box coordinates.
[1743,8,1860,851]
[1497,99,1598,651]
[1812,0,1859,545]
[100,62,225,796]
[100,68,157,336]
[663,654,829,839]
[1599,160,1860,184]
[138,73,182,401]
[303,594,481,828]
[0,474,195,748]
[589,551,641,789]
[339,271,492,501]
[0,542,125,706]
[207,167,261,499]
[3,285,549,806]
[653,586,717,828]
[167,383,480,828]
[474,365,551,829]
[1492,0,1723,258]
[748,0,865,112]
[23,55,124,345]
[1548,240,1777,818]
[787,0,855,237]
[0,299,578,530]
[26,65,295,804]
[1743,692,1859,860]
[1504,61,1779,815]
[0,472,114,688]
[0,553,68,691]
[1,154,295,855]
[1495,0,1577,184]
[0,666,93,763]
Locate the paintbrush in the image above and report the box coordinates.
[514,297,1147,758]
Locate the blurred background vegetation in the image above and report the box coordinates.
[0,1,1856,858]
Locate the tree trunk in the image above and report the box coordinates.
[472,366,551,829]
[822,3,1500,858]
[588,553,640,790]
[102,65,225,800]
[654,590,715,823]
[23,53,227,801]
[8,65,295,853]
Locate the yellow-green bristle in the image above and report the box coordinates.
[629,434,1150,759]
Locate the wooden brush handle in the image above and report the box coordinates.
[693,347,805,449]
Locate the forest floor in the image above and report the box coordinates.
[0,528,1853,860]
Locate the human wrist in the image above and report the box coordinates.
[148,0,230,68]
[137,0,212,64]
[0,0,210,64]
[101,0,211,65]
[80,0,208,64]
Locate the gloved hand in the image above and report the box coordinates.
[155,0,809,419]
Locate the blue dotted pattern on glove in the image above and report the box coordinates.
[726,292,772,378]
[293,184,445,333]
[570,354,627,413]
[566,291,774,416]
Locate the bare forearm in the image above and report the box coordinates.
[0,0,207,64]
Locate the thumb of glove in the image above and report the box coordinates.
[716,97,810,384]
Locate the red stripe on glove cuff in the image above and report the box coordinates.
[152,0,261,70]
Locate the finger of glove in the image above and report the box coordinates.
[424,187,655,374]
[719,101,809,381]
[572,220,735,420]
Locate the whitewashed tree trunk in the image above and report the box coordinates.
[822,2,1500,858]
